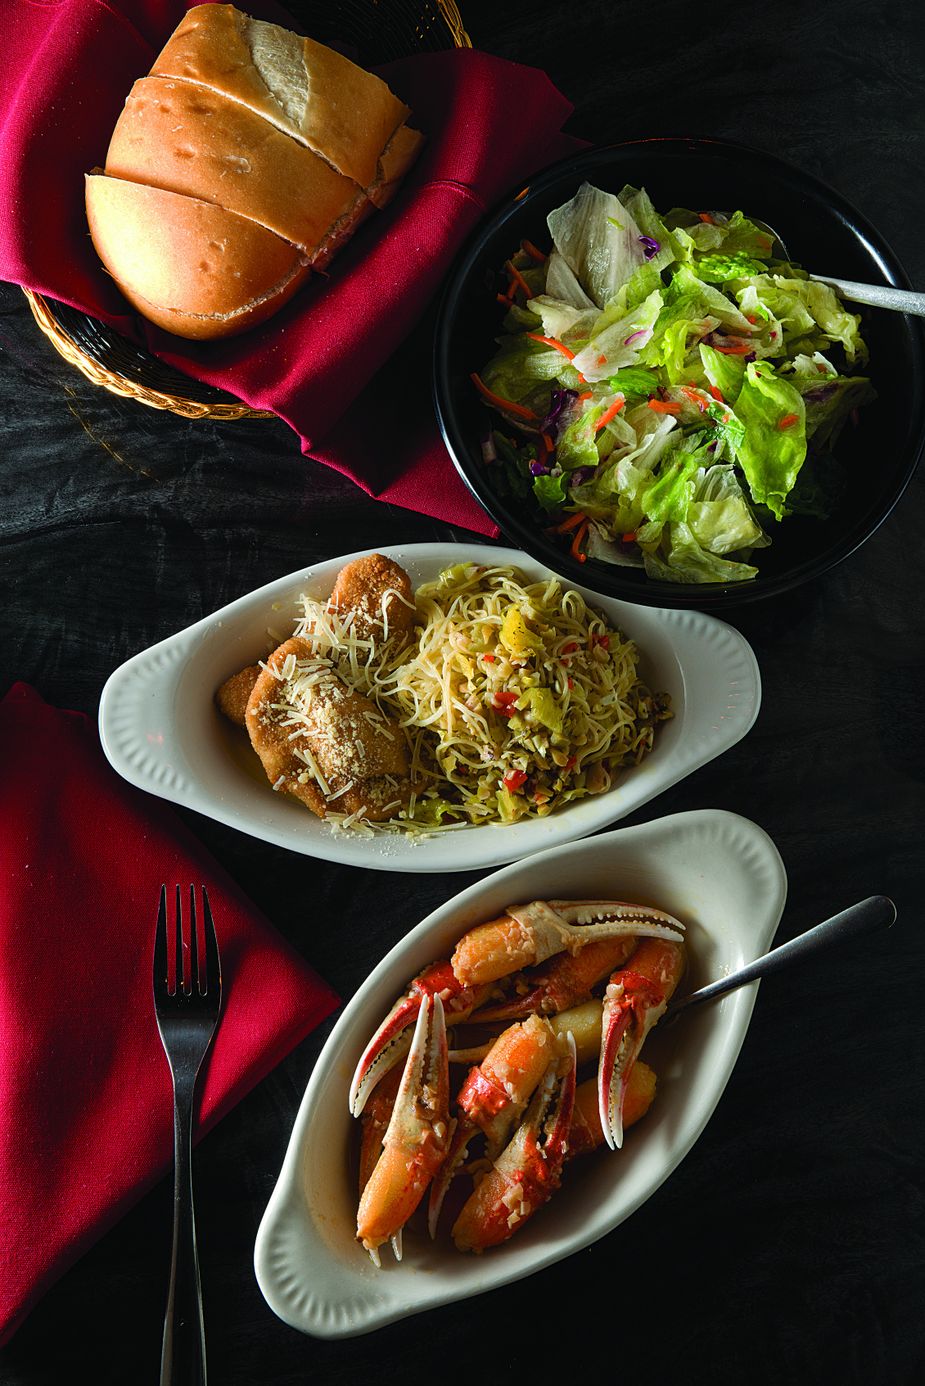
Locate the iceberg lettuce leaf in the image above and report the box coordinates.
[547,183,647,308]
[732,362,807,518]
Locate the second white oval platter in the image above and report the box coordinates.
[253,808,788,1336]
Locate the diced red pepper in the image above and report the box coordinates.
[492,690,519,718]
[503,769,528,793]
[482,654,496,663]
[564,755,577,771]
[622,531,637,543]
[591,633,610,648]
[566,676,574,689]
[561,641,579,654]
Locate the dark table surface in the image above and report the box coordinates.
[2,1,925,1382]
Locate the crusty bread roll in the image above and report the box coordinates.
[85,174,311,339]
[86,4,423,340]
[150,4,410,189]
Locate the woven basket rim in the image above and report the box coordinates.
[26,0,472,421]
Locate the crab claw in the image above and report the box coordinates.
[451,1032,577,1253]
[471,933,638,1024]
[356,991,452,1261]
[349,961,488,1117]
[428,1013,556,1236]
[452,900,685,988]
[598,937,686,1151]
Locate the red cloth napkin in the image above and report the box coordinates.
[0,682,339,1345]
[0,0,583,532]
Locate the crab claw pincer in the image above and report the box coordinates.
[598,936,686,1152]
[356,991,452,1265]
[451,900,685,988]
[349,961,488,1118]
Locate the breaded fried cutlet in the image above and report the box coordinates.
[244,637,411,821]
[326,553,416,645]
[215,663,261,727]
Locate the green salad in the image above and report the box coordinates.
[473,183,875,583]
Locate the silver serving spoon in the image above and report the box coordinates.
[710,213,925,317]
[668,894,896,1020]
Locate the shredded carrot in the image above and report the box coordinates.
[551,511,588,534]
[597,354,608,365]
[622,532,637,543]
[595,398,625,432]
[526,332,576,362]
[505,260,533,298]
[496,292,513,307]
[708,384,725,403]
[577,391,593,402]
[647,399,682,415]
[778,413,799,430]
[712,341,753,355]
[699,212,716,225]
[470,373,540,422]
[540,432,554,454]
[521,239,547,264]
[679,386,706,412]
[570,519,590,563]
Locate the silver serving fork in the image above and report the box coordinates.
[153,885,223,1386]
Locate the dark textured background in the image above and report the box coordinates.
[2,0,925,1381]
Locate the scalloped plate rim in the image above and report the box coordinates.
[97,543,761,872]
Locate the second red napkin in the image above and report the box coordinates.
[0,682,340,1345]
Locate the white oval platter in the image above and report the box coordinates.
[253,808,787,1337]
[98,543,760,872]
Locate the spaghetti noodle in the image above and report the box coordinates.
[275,562,669,834]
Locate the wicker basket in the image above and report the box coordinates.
[25,0,471,420]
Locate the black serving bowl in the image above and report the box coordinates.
[433,137,925,609]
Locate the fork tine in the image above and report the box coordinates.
[188,884,198,997]
[201,887,220,999]
[154,885,168,994]
[175,884,187,997]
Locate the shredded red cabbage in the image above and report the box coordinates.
[638,235,660,260]
[540,388,578,439]
[803,384,839,404]
[623,329,648,347]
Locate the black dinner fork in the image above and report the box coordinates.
[153,885,223,1386]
